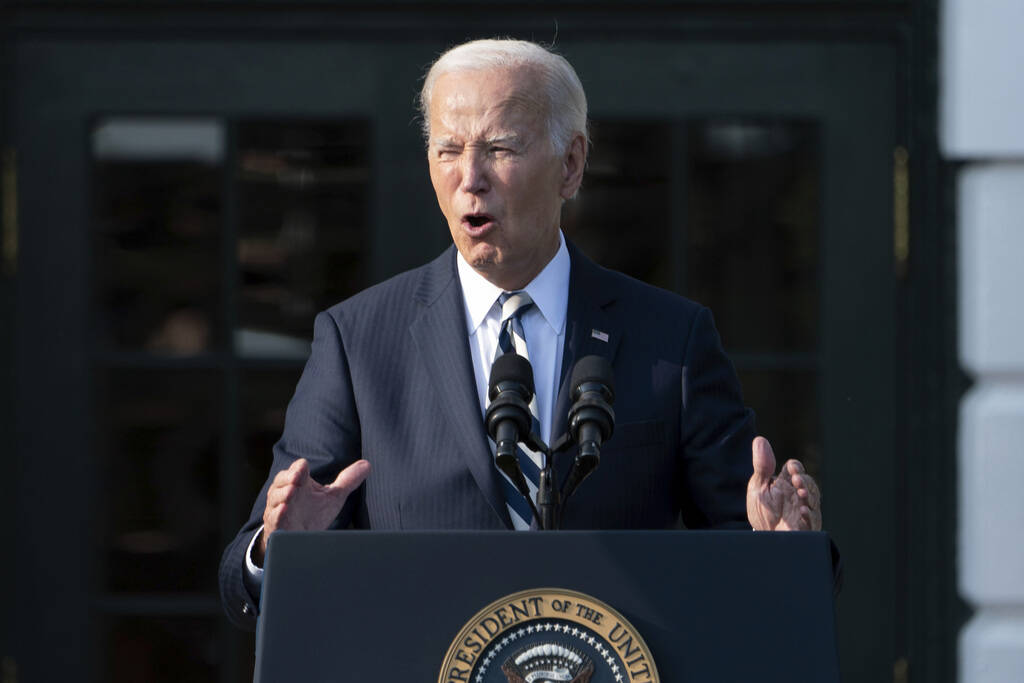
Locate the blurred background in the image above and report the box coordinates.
[4,0,1013,681]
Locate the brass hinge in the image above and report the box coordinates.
[893,146,910,278]
[893,656,909,683]
[2,148,17,277]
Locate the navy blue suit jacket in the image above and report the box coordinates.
[219,242,755,630]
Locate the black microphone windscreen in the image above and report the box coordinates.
[488,352,535,395]
[570,355,615,396]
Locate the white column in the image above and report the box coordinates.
[942,2,1024,681]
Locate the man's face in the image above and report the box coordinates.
[427,66,583,290]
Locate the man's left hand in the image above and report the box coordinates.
[746,436,822,531]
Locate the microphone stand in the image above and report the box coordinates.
[519,432,559,530]
[527,426,604,530]
[501,431,566,531]
[509,430,611,530]
[535,434,575,530]
[536,454,559,531]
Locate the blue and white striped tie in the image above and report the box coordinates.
[492,291,544,529]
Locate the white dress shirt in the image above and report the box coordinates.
[456,232,570,447]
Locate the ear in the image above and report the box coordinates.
[558,133,588,200]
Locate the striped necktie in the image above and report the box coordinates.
[492,291,544,529]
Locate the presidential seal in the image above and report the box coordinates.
[438,588,659,683]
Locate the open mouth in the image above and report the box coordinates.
[464,214,493,228]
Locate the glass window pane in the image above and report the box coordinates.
[93,118,224,355]
[737,368,821,480]
[686,120,819,353]
[562,121,673,290]
[235,120,370,358]
[104,616,221,682]
[239,368,303,520]
[101,369,221,592]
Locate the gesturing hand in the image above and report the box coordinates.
[257,458,371,564]
[746,436,821,531]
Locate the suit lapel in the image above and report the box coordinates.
[552,243,623,483]
[408,248,512,528]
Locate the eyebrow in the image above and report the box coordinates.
[430,136,462,148]
[484,134,523,146]
[430,133,524,148]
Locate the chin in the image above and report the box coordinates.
[463,244,500,269]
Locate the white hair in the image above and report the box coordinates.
[419,38,589,155]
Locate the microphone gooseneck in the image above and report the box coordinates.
[561,355,616,502]
[485,353,540,520]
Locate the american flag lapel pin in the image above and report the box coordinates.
[591,329,609,343]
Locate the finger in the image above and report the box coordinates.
[795,505,813,530]
[783,460,811,495]
[272,458,310,489]
[750,437,777,489]
[288,458,310,483]
[266,481,300,509]
[799,491,824,528]
[771,459,797,497]
[265,485,283,509]
[328,459,371,498]
[791,470,821,511]
[263,500,285,534]
[797,477,821,512]
[796,503,820,529]
[783,458,806,479]
[805,471,821,502]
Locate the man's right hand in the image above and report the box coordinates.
[256,458,371,565]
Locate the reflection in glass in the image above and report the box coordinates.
[738,368,821,480]
[686,120,819,353]
[105,616,220,682]
[235,120,370,358]
[101,369,220,592]
[561,121,673,290]
[93,118,224,355]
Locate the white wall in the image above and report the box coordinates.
[941,2,1024,681]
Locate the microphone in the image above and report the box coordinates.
[562,355,615,501]
[485,353,539,517]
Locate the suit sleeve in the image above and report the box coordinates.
[677,306,756,530]
[218,310,364,631]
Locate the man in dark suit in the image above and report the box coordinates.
[220,38,822,631]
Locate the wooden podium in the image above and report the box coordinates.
[254,530,839,682]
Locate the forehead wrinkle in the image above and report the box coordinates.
[496,91,547,117]
[430,73,548,146]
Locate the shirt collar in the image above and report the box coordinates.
[457,231,570,336]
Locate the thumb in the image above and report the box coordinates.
[290,457,311,479]
[750,436,777,488]
[327,459,371,498]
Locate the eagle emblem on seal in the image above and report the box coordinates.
[501,643,594,683]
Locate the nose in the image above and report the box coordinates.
[459,149,490,195]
